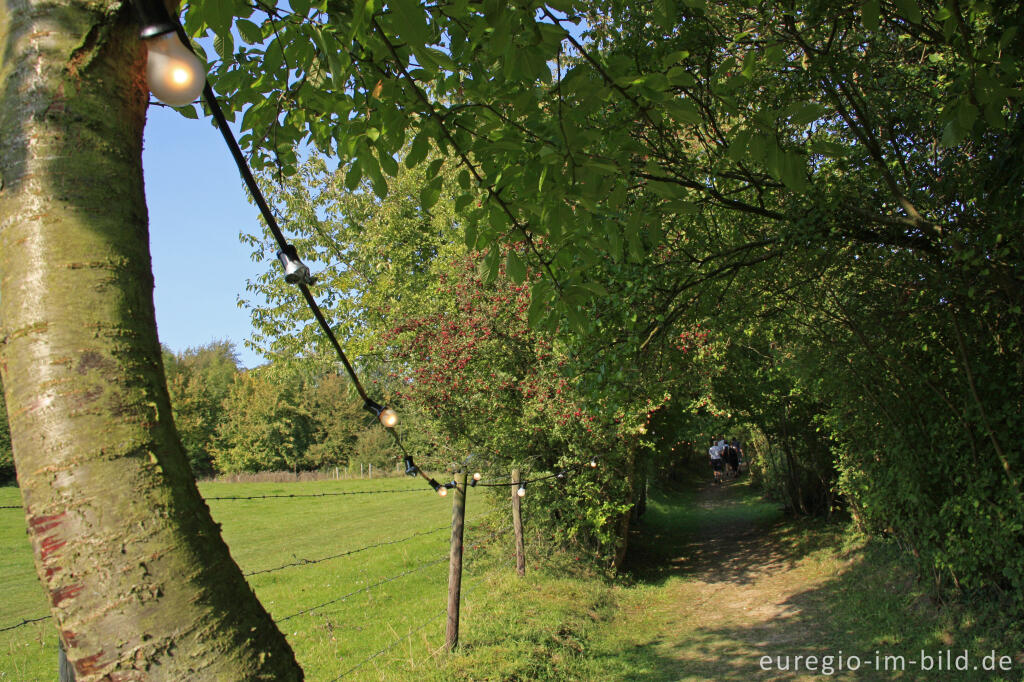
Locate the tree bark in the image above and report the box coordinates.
[0,1,302,679]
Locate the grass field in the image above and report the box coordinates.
[0,478,505,681]
[3,478,1022,681]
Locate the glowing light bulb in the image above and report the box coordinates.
[438,487,448,497]
[145,32,205,106]
[517,484,526,497]
[379,407,398,428]
[589,458,598,468]
[473,472,481,481]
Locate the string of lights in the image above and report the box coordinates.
[203,487,424,501]
[129,0,457,496]
[0,615,49,634]
[244,524,450,577]
[471,457,601,493]
[274,554,450,624]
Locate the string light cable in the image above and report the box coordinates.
[129,0,457,495]
[472,456,601,490]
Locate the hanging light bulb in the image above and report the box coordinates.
[470,472,481,487]
[144,31,205,106]
[379,408,398,428]
[589,457,598,468]
[556,470,567,481]
[517,483,526,497]
[428,478,447,496]
[364,399,397,428]
[132,1,205,108]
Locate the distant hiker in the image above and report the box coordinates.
[709,439,724,484]
[731,437,744,475]
[724,437,740,478]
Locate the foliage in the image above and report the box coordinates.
[183,0,1023,595]
[212,369,315,474]
[163,340,241,474]
[300,372,369,469]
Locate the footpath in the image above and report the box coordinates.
[600,479,1020,681]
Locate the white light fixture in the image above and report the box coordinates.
[145,32,205,106]
[517,483,526,498]
[132,1,205,107]
[364,399,397,428]
[379,408,398,428]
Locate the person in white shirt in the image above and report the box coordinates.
[709,439,724,483]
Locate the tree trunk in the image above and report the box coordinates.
[0,2,303,679]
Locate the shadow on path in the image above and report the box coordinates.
[607,479,1021,681]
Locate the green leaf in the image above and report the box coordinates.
[862,0,880,32]
[345,162,362,190]
[891,0,921,23]
[420,182,442,209]
[527,279,553,328]
[666,99,703,126]
[666,66,696,87]
[506,250,527,283]
[379,151,398,178]
[236,18,264,43]
[455,192,475,213]
[405,131,430,168]
[479,248,500,284]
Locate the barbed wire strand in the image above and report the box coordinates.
[332,524,510,679]
[245,524,449,577]
[204,487,423,501]
[274,554,449,624]
[0,615,49,634]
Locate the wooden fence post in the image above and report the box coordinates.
[511,469,525,577]
[445,471,468,651]
[59,638,75,681]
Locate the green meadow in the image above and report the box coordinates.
[4,479,1022,681]
[0,478,502,681]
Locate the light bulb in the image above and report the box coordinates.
[438,487,448,497]
[379,408,398,428]
[589,458,598,468]
[517,484,526,497]
[473,472,481,481]
[145,32,205,106]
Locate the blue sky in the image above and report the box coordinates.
[143,105,268,368]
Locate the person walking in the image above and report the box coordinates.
[709,439,724,484]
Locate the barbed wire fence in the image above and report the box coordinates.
[0,466,584,679]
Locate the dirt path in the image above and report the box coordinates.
[619,479,861,681]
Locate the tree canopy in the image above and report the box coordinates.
[184,0,1023,592]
